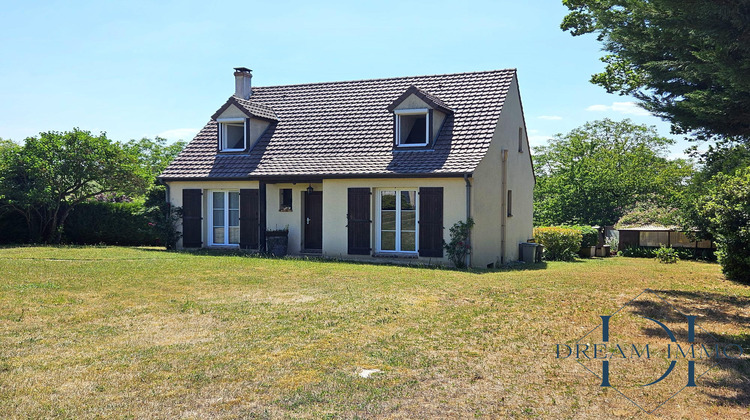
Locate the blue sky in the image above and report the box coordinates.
[0,0,689,157]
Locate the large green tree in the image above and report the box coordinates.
[0,129,149,243]
[124,137,186,183]
[534,119,693,226]
[696,167,750,283]
[561,0,750,141]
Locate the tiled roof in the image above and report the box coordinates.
[386,85,454,114]
[210,96,279,121]
[161,69,516,179]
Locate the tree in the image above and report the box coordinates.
[696,167,750,283]
[675,141,750,244]
[123,137,186,183]
[561,0,750,141]
[0,129,149,243]
[533,119,693,226]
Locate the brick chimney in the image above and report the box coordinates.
[233,67,252,99]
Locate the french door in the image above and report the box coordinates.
[377,190,417,253]
[209,191,240,246]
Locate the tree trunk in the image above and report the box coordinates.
[53,207,72,244]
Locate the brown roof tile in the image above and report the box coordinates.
[161,69,516,179]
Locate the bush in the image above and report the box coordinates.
[144,185,181,249]
[562,225,599,247]
[619,246,656,258]
[63,201,160,246]
[533,227,582,261]
[444,218,474,268]
[654,245,679,264]
[619,246,711,261]
[697,168,750,283]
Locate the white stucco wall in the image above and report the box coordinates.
[470,74,535,267]
[320,177,467,264]
[167,180,259,249]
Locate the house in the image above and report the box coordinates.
[159,67,534,267]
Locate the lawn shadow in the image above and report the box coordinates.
[628,289,750,408]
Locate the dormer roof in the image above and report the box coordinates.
[211,96,279,122]
[386,85,454,114]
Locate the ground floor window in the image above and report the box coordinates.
[377,189,417,252]
[209,190,240,246]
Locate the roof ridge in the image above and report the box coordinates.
[252,68,516,90]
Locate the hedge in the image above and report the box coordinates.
[62,201,160,246]
[533,226,582,261]
[562,225,599,247]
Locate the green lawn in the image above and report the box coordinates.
[0,247,748,419]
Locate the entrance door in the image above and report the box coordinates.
[304,191,323,250]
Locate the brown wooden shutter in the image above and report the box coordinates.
[419,187,443,257]
[240,189,259,249]
[347,188,371,255]
[182,189,203,248]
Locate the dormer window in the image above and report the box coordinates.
[218,118,246,151]
[395,109,429,147]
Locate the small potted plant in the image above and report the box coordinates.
[265,226,289,257]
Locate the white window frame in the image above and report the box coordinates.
[395,108,429,147]
[217,117,246,152]
[207,190,240,247]
[375,188,419,254]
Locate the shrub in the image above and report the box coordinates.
[444,218,474,268]
[619,246,709,261]
[63,201,160,246]
[654,245,679,264]
[562,225,599,247]
[620,246,656,258]
[533,227,582,261]
[605,235,619,252]
[697,167,750,283]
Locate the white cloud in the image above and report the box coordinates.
[538,115,563,120]
[586,101,651,116]
[156,128,199,142]
[528,135,553,147]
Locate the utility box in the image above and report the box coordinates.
[519,242,540,264]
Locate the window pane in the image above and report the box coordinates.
[229,191,239,209]
[213,227,225,244]
[213,210,224,227]
[400,191,415,210]
[229,226,240,244]
[401,232,416,252]
[401,210,415,231]
[381,210,396,230]
[381,231,396,251]
[399,114,427,144]
[229,209,239,226]
[280,189,292,210]
[225,123,245,149]
[213,192,224,209]
[381,191,396,210]
[640,231,669,247]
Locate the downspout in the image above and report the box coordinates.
[464,173,472,268]
[500,149,508,264]
[164,181,171,208]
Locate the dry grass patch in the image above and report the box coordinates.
[0,247,748,418]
